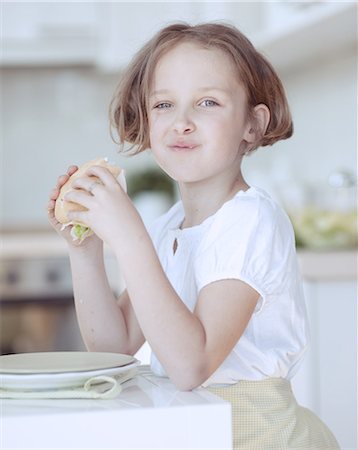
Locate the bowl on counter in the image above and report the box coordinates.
[282,170,357,250]
[290,207,357,250]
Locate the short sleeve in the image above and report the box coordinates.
[194,191,296,300]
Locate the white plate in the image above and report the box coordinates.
[0,352,136,374]
[0,352,140,391]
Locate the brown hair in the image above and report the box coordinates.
[110,22,293,154]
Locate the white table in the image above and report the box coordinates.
[1,367,232,449]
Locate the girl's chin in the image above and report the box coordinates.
[174,174,209,185]
[156,161,213,184]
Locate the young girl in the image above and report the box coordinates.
[48,23,339,450]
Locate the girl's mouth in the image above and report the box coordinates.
[169,142,199,151]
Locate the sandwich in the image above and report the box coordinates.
[54,157,125,242]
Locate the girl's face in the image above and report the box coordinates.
[148,42,253,185]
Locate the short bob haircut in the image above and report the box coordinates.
[110,22,293,154]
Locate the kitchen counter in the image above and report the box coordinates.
[297,248,357,281]
[1,366,232,450]
[1,230,81,259]
[2,231,356,280]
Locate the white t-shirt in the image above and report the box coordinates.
[147,186,309,387]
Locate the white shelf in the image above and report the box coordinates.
[1,3,356,71]
[0,2,100,67]
[1,37,98,67]
[253,2,357,73]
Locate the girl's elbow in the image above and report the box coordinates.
[172,377,198,391]
[169,363,210,391]
[84,338,133,356]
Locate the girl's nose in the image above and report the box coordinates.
[173,110,195,134]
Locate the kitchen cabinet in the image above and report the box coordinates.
[0,2,200,68]
[1,2,356,72]
[292,250,357,450]
[253,2,356,73]
[2,366,232,450]
[1,2,99,66]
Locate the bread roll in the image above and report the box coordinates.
[54,158,122,241]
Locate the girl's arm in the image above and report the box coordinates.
[67,166,259,390]
[115,216,259,390]
[47,166,145,356]
[68,240,145,355]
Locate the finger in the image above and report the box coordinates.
[85,166,116,186]
[50,188,60,200]
[71,175,103,193]
[47,198,55,210]
[57,165,78,188]
[57,174,70,188]
[71,178,104,198]
[64,189,93,209]
[47,200,58,222]
[67,165,78,176]
[67,209,89,225]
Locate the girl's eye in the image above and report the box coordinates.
[200,99,219,107]
[154,102,172,109]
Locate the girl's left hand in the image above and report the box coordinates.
[64,165,132,247]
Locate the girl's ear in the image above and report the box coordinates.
[242,104,271,150]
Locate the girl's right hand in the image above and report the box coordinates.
[47,165,101,248]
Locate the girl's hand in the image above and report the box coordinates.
[64,165,132,248]
[47,165,101,248]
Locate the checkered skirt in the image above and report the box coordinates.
[206,378,340,450]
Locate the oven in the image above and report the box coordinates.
[0,254,85,355]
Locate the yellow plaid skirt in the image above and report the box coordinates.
[206,378,340,450]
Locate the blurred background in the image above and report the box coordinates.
[0,2,357,448]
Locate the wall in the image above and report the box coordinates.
[1,67,122,228]
[242,46,357,203]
